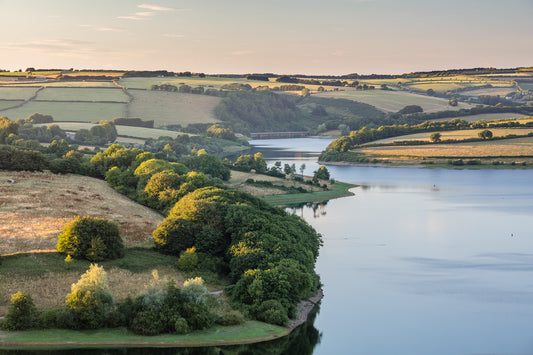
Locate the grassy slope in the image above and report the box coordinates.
[128,90,221,127]
[314,88,473,113]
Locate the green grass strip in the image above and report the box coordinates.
[262,181,356,205]
[0,322,289,349]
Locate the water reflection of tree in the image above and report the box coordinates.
[286,201,328,218]
[11,306,322,355]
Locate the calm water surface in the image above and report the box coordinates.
[251,138,533,355]
[11,138,533,355]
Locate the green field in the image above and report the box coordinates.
[0,87,39,100]
[35,87,129,102]
[459,87,517,97]
[0,322,288,349]
[314,88,474,113]
[0,101,126,122]
[36,122,183,140]
[128,90,221,127]
[0,100,25,110]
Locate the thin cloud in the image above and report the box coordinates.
[117,15,143,20]
[163,34,185,38]
[0,39,95,54]
[80,24,124,32]
[138,4,182,11]
[231,50,255,56]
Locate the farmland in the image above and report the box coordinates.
[369,128,533,145]
[358,136,533,160]
[0,101,126,122]
[314,88,473,112]
[0,87,38,100]
[128,90,221,126]
[35,87,129,102]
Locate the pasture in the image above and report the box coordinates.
[36,122,183,140]
[0,87,39,100]
[314,88,473,113]
[128,90,221,126]
[369,128,533,145]
[430,113,528,122]
[35,87,129,102]
[459,87,516,97]
[0,100,24,111]
[358,136,533,158]
[0,101,126,122]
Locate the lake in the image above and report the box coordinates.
[250,138,533,355]
[8,138,533,355]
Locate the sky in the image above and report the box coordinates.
[1,0,532,75]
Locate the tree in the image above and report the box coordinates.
[0,117,19,144]
[398,105,423,115]
[478,129,493,140]
[426,89,435,96]
[313,165,330,181]
[430,132,442,142]
[66,264,115,329]
[301,87,310,97]
[449,97,458,106]
[3,292,40,330]
[57,216,124,261]
[299,163,306,177]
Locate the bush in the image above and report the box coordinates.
[174,317,190,334]
[217,311,244,326]
[255,300,289,326]
[65,264,115,329]
[182,277,208,305]
[177,247,198,271]
[3,292,40,330]
[130,311,163,335]
[180,302,215,330]
[40,308,76,329]
[57,216,124,261]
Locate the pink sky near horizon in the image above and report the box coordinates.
[1,0,532,75]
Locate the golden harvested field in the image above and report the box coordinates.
[431,113,528,122]
[358,137,533,158]
[0,170,163,256]
[370,128,533,144]
[314,88,473,113]
[35,87,129,102]
[129,90,221,127]
[0,101,126,121]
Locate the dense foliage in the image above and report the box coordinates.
[57,216,124,261]
[153,186,323,322]
[214,91,317,134]
[2,292,40,330]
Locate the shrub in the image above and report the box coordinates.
[217,311,244,326]
[66,264,115,329]
[255,300,289,326]
[130,311,163,335]
[57,216,124,261]
[177,247,199,271]
[174,317,190,334]
[180,302,215,330]
[182,277,208,305]
[3,292,40,330]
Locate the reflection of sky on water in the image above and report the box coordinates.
[251,138,533,355]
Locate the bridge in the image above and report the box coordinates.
[250,131,309,139]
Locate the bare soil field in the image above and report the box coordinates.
[128,90,221,127]
[0,171,163,255]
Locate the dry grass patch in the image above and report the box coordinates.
[370,128,533,144]
[0,171,163,255]
[358,137,533,158]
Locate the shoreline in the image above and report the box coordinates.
[0,291,324,350]
[319,160,533,169]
